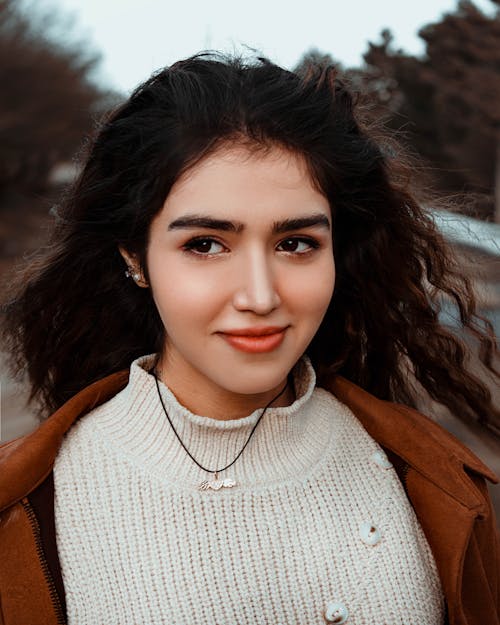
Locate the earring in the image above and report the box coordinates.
[125,266,143,283]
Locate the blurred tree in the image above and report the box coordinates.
[0,0,114,194]
[361,1,500,221]
[297,2,500,221]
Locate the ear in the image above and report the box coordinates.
[118,245,137,268]
[118,246,149,288]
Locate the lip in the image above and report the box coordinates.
[221,326,288,337]
[219,327,287,353]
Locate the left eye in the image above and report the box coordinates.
[277,238,317,253]
[183,238,226,255]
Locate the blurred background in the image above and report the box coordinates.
[0,0,499,512]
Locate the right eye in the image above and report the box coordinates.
[182,237,228,257]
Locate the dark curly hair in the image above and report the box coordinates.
[2,52,498,430]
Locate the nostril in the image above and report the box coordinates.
[232,290,281,313]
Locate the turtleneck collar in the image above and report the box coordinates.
[87,354,335,492]
[146,353,315,430]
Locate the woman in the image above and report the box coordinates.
[0,53,498,625]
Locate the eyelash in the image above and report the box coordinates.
[181,236,321,258]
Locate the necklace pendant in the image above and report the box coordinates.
[198,472,237,491]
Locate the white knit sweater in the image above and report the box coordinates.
[54,355,444,625]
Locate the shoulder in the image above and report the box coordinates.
[322,375,498,526]
[0,369,130,513]
[324,375,498,485]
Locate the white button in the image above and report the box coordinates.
[324,601,349,623]
[359,521,381,546]
[371,450,393,469]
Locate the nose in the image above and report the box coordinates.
[232,249,281,314]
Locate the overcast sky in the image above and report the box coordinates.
[28,0,495,94]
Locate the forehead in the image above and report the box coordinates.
[161,145,329,221]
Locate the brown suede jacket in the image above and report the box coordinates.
[0,371,499,625]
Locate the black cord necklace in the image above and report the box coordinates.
[152,370,290,491]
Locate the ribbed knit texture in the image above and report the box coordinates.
[54,354,444,624]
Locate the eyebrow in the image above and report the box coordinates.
[167,213,331,234]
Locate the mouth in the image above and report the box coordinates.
[219,327,288,353]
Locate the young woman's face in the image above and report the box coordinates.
[145,145,335,409]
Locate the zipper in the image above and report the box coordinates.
[21,497,67,625]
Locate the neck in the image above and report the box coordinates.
[154,359,295,421]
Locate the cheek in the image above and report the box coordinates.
[285,259,335,317]
[148,262,224,328]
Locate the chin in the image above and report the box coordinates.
[215,368,292,397]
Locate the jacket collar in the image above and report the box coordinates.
[0,371,497,513]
